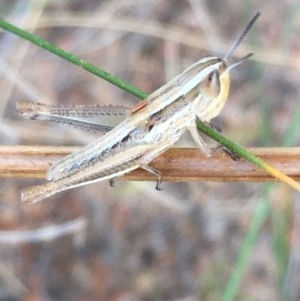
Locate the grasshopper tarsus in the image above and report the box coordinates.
[109,178,117,188]
[213,145,240,161]
[155,178,163,191]
[140,165,162,190]
[200,122,240,160]
[222,147,240,161]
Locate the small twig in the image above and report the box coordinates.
[1,145,300,182]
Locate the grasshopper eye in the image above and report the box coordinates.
[199,71,221,99]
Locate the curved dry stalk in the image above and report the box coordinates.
[1,145,300,183]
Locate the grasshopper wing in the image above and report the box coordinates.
[17,100,129,132]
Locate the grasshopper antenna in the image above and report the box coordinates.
[224,11,260,61]
[227,52,253,73]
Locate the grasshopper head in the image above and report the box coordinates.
[194,11,260,121]
[198,58,229,104]
[195,53,252,121]
[190,57,230,121]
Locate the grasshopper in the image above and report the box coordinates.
[17,13,260,203]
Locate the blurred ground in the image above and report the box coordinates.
[0,1,300,300]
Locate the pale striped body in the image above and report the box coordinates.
[47,58,226,180]
[18,13,259,203]
[20,58,229,202]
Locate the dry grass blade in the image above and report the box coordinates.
[1,145,300,183]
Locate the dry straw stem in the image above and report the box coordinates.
[1,145,300,183]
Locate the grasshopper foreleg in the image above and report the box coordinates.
[197,122,240,161]
[203,121,222,133]
[188,125,212,157]
[194,120,240,160]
